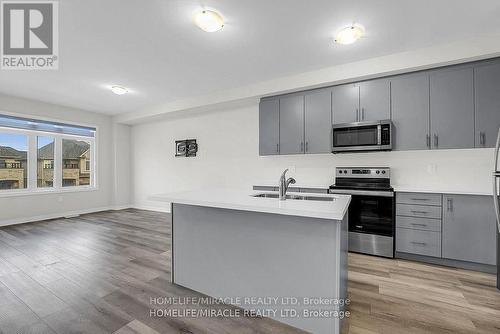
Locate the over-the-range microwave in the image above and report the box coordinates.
[332,120,393,153]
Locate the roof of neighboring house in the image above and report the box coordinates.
[38,141,90,159]
[0,146,27,159]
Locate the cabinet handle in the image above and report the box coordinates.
[361,108,365,121]
[480,132,486,146]
[355,108,359,122]
[300,142,304,152]
[411,210,428,215]
[411,241,427,246]
[426,134,431,149]
[433,134,438,148]
[411,223,427,227]
[447,198,453,212]
[276,143,279,153]
[305,142,308,152]
[411,198,429,201]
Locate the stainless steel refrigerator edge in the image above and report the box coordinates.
[494,128,500,290]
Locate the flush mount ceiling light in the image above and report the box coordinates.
[194,10,224,32]
[334,24,365,45]
[110,85,129,95]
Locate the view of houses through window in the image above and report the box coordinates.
[62,139,91,187]
[0,116,95,193]
[0,133,28,190]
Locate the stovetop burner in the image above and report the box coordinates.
[332,167,393,192]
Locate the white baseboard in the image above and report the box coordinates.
[132,203,171,213]
[0,204,133,227]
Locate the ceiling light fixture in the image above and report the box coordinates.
[194,10,224,32]
[334,24,365,45]
[110,85,129,95]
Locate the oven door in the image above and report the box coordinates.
[348,194,394,237]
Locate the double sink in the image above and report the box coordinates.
[252,193,335,202]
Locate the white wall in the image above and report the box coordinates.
[131,104,495,212]
[0,93,131,225]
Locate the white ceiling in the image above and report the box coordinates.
[1,0,500,115]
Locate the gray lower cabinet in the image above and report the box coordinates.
[304,89,332,153]
[391,74,430,150]
[279,95,304,154]
[429,66,475,149]
[396,228,442,257]
[442,194,497,265]
[474,61,500,148]
[358,79,390,122]
[332,83,359,124]
[259,99,280,155]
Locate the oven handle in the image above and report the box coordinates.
[329,188,394,197]
[377,124,382,145]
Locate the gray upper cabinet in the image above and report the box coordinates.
[442,194,497,265]
[279,95,304,154]
[474,61,500,148]
[332,84,359,124]
[391,74,430,150]
[304,89,332,154]
[259,99,280,156]
[429,67,475,149]
[359,79,391,121]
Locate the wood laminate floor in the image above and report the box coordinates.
[0,209,498,334]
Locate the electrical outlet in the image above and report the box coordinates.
[288,165,296,174]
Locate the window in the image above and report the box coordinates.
[62,139,91,187]
[0,114,96,195]
[0,133,28,190]
[37,136,54,188]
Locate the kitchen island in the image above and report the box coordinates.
[151,189,351,334]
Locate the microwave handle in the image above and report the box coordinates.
[377,124,382,145]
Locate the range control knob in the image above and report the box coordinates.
[376,170,380,174]
[382,170,386,174]
[344,170,348,174]
[339,170,342,174]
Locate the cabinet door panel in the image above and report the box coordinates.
[442,194,497,265]
[359,79,391,121]
[391,74,430,150]
[332,84,359,124]
[474,62,500,148]
[279,95,304,155]
[430,67,474,149]
[304,89,332,154]
[259,99,280,155]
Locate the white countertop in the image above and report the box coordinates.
[254,184,494,196]
[392,186,494,196]
[150,189,351,220]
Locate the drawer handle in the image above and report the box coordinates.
[411,223,427,227]
[411,241,427,246]
[411,198,429,201]
[410,210,428,215]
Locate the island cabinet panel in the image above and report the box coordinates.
[259,98,280,155]
[391,74,430,150]
[172,203,347,334]
[442,194,497,265]
[304,89,332,154]
[332,83,359,124]
[358,78,391,122]
[429,66,475,149]
[279,94,304,154]
[474,61,500,148]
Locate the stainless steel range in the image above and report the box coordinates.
[329,167,395,258]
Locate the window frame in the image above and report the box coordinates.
[0,119,97,197]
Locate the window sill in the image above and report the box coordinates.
[0,186,98,198]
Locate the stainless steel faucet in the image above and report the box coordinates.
[279,169,296,200]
